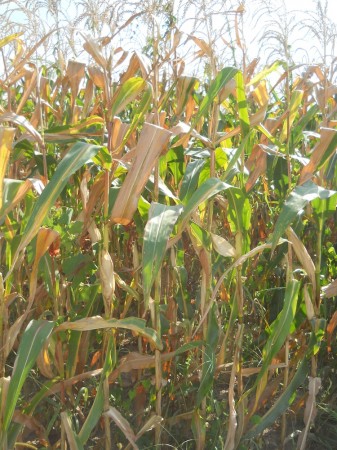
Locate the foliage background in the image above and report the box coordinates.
[0,1,337,449]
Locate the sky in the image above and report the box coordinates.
[1,0,337,74]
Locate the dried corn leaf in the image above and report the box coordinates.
[327,310,337,352]
[104,407,138,449]
[322,278,337,298]
[287,227,316,300]
[299,127,337,184]
[110,123,171,225]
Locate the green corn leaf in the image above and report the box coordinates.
[247,61,282,86]
[245,357,309,440]
[56,316,163,350]
[271,181,337,251]
[227,187,252,254]
[194,67,238,123]
[291,104,319,146]
[235,71,250,137]
[61,411,85,450]
[180,159,207,203]
[223,131,253,180]
[244,319,325,440]
[79,384,104,444]
[179,178,232,232]
[120,81,152,148]
[196,305,219,407]
[3,319,54,431]
[10,142,101,274]
[79,337,115,444]
[143,203,183,308]
[254,279,300,408]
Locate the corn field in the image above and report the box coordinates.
[0,0,337,449]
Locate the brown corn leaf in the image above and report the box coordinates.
[192,410,206,450]
[211,232,237,258]
[299,127,337,185]
[322,278,337,298]
[13,410,46,438]
[88,65,105,89]
[188,35,212,57]
[303,284,316,321]
[30,228,60,300]
[99,249,115,313]
[175,76,198,116]
[104,406,138,449]
[135,415,162,441]
[111,117,129,155]
[110,123,171,225]
[224,326,243,449]
[36,344,57,379]
[16,65,38,114]
[327,310,337,352]
[297,377,321,450]
[83,78,94,116]
[0,377,10,417]
[219,78,236,102]
[134,384,146,427]
[287,227,316,301]
[245,144,267,192]
[5,30,55,85]
[82,35,107,68]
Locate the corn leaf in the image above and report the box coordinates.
[111,77,148,117]
[280,90,303,142]
[10,142,101,272]
[196,305,219,407]
[110,123,171,225]
[56,316,163,350]
[178,178,232,232]
[235,71,250,137]
[143,203,183,308]
[244,320,325,440]
[299,128,337,184]
[254,279,300,408]
[78,381,104,444]
[271,181,337,251]
[0,128,15,212]
[179,159,206,203]
[3,320,54,431]
[194,67,238,123]
[61,412,84,450]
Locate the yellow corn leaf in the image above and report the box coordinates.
[0,127,15,211]
[0,112,43,146]
[280,90,303,142]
